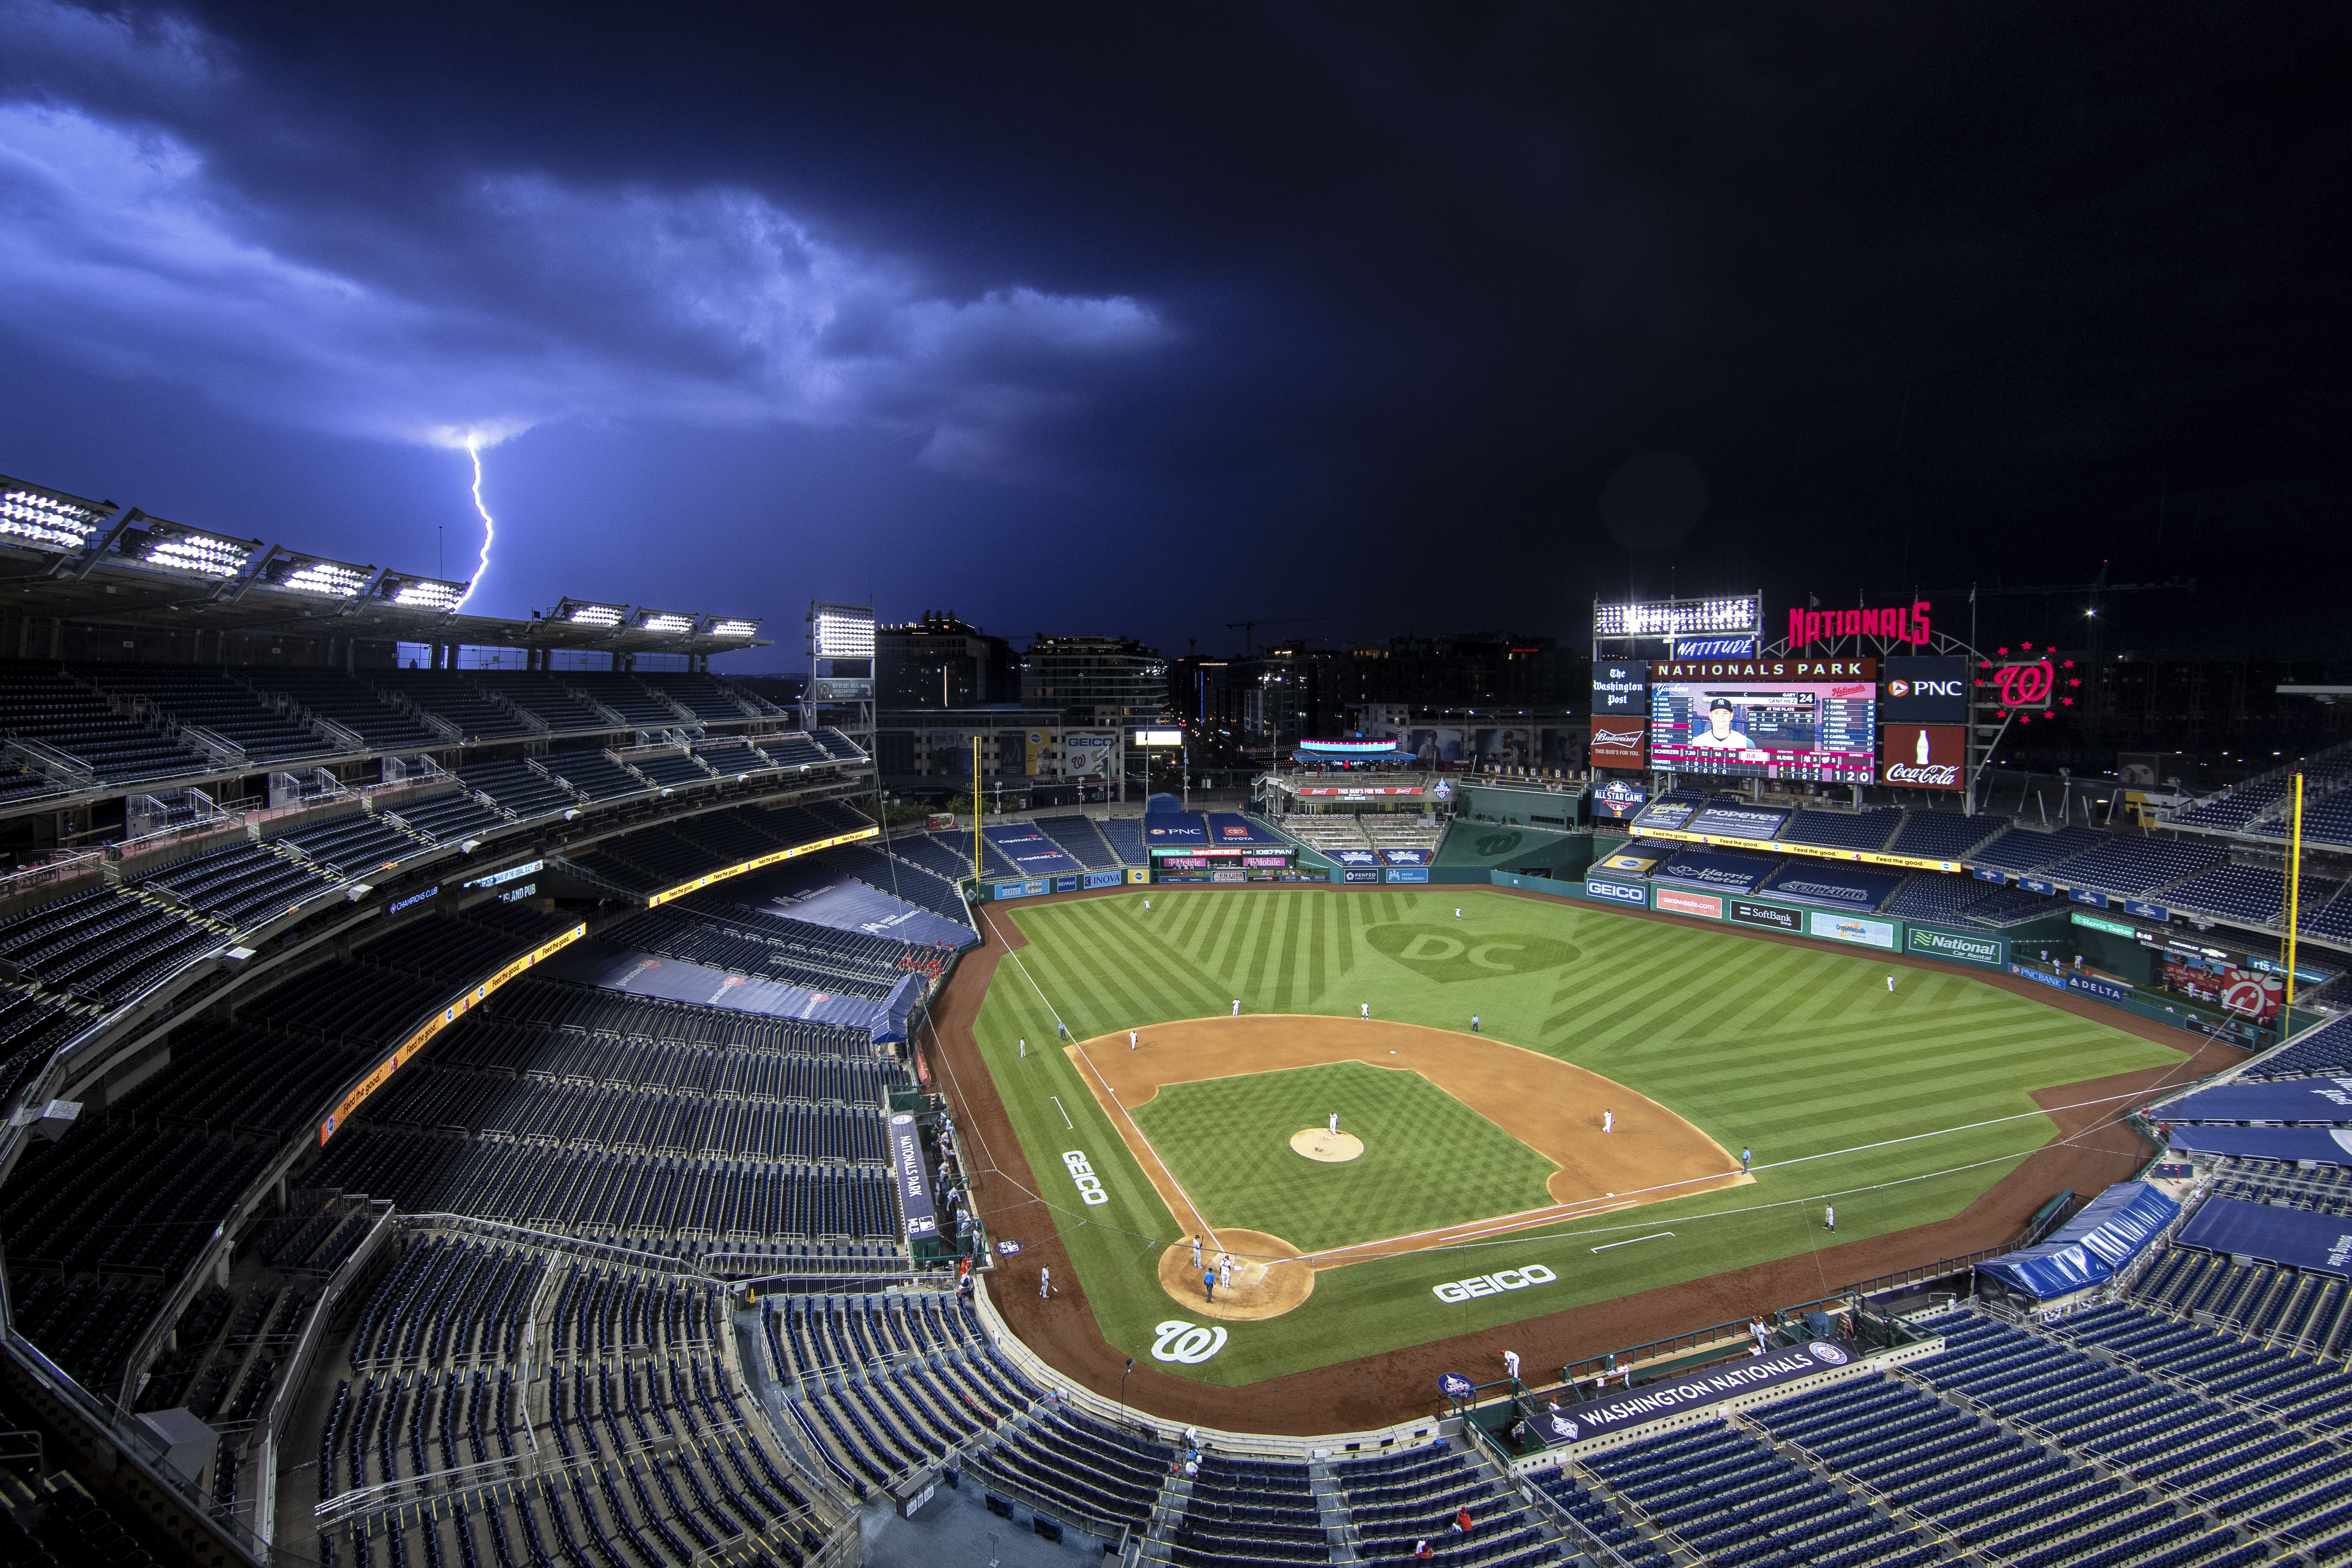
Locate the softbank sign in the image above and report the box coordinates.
[1432,1263,1557,1303]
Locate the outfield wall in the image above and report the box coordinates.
[1526,872,2276,1051]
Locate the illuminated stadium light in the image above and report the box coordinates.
[552,597,629,628]
[0,485,107,552]
[1593,595,1760,639]
[636,610,698,636]
[379,573,468,613]
[269,555,372,597]
[809,602,875,658]
[136,522,258,578]
[708,617,760,638]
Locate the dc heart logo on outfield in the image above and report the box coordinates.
[1366,925,1580,984]
[1152,1321,1227,1364]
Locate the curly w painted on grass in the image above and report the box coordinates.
[1152,1321,1227,1364]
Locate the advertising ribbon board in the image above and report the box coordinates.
[646,825,880,907]
[1583,879,1651,906]
[1729,900,1803,933]
[1539,1341,1861,1447]
[891,1112,939,1240]
[1807,910,1896,949]
[1653,886,1724,920]
[1907,926,2004,968]
[1626,825,1960,874]
[321,923,585,1144]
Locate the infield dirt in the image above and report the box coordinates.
[1064,1017,1746,1302]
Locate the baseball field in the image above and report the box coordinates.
[960,886,2185,1389]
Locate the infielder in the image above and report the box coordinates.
[1602,1109,1614,1134]
[1232,999,1241,1016]
[1360,1003,1370,1019]
[1129,1030,1138,1050]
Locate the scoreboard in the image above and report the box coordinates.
[1648,659,1878,784]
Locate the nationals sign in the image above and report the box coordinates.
[1787,602,1931,650]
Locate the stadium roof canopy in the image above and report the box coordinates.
[0,474,771,655]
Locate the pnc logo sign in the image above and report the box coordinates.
[1367,925,1581,984]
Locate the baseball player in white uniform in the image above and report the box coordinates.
[1129,1030,1137,1050]
[1603,1109,1614,1134]
[1329,1112,1339,1137]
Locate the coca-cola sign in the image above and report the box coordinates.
[1880,723,1965,790]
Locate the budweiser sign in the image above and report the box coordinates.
[1879,723,1965,790]
[1589,720,1645,772]
[1788,601,1930,650]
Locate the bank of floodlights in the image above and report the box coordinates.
[707,617,761,638]
[126,517,261,578]
[635,610,698,636]
[263,550,373,598]
[0,482,108,553]
[1592,595,1760,639]
[553,597,629,628]
[808,602,875,659]
[378,573,468,613]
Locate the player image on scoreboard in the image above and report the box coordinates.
[1649,671,1877,783]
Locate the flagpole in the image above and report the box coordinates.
[2285,771,2304,1027]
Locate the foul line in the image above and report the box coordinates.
[1593,1233,1674,1253]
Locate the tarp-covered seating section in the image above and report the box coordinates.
[1978,1181,2181,1302]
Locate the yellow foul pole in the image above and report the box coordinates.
[972,735,983,884]
[2285,771,2304,1017]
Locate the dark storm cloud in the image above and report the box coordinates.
[0,1,2345,654]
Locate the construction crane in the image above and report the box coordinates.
[1223,617,1324,653]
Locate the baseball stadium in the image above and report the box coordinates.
[0,485,2347,1568]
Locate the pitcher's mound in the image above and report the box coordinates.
[1289,1128,1365,1163]
[1156,1229,1314,1320]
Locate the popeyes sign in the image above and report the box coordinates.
[1787,601,1931,649]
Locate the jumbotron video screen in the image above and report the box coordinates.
[1648,661,1878,783]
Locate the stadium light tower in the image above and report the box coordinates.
[806,599,877,749]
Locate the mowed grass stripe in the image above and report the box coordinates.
[1058,904,1229,1025]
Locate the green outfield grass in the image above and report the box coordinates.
[967,886,2181,1389]
[1131,1061,1558,1253]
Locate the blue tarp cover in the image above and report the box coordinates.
[1652,846,1776,893]
[2162,1126,2352,1165]
[1761,863,1908,912]
[1206,812,1286,846]
[2154,1076,2352,1123]
[1141,813,1208,847]
[2177,1197,2352,1277]
[1978,1181,2180,1300]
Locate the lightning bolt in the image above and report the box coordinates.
[457,438,495,609]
